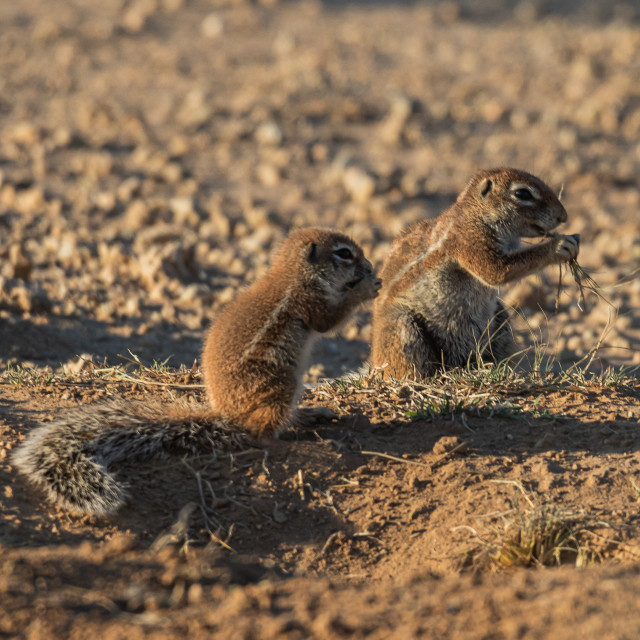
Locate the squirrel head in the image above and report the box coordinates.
[284,227,375,288]
[272,227,380,311]
[458,168,567,241]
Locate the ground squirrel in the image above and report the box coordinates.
[371,168,580,379]
[13,228,381,516]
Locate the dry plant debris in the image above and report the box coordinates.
[466,485,619,570]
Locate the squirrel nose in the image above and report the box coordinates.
[556,206,567,224]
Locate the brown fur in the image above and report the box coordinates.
[372,168,579,379]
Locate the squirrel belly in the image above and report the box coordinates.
[13,228,381,516]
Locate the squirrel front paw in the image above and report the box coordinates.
[552,233,580,262]
[291,406,338,428]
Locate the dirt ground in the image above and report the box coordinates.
[2,0,640,637]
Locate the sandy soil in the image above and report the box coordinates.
[2,0,640,637]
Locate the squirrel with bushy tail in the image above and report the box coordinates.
[13,228,381,516]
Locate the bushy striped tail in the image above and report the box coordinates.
[12,399,252,516]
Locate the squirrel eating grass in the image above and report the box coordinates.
[371,168,580,379]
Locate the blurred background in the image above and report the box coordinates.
[0,0,639,374]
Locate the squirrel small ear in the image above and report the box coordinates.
[479,178,493,198]
[307,243,319,263]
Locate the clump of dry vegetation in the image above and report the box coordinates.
[312,348,639,428]
[474,501,606,569]
[1,353,203,391]
[566,258,604,310]
[558,255,615,314]
[459,480,633,571]
[3,343,638,418]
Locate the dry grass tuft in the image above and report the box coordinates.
[479,502,603,569]
[0,352,204,393]
[458,482,623,571]
[310,351,638,428]
[544,231,611,312]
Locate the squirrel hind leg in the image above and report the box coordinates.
[241,402,292,439]
[377,311,443,380]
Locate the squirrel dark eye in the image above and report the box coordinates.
[334,248,354,260]
[514,188,534,201]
